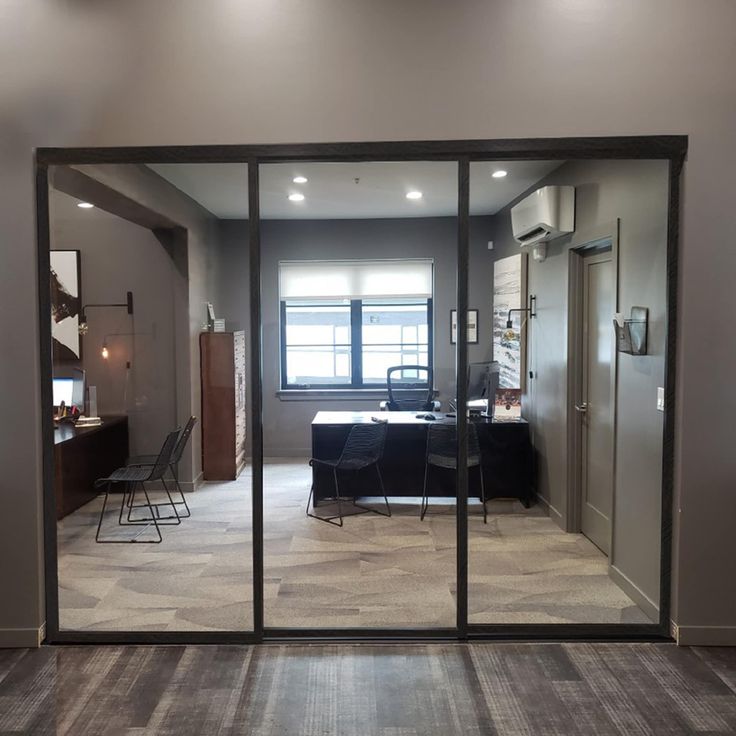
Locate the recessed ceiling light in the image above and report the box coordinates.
[406,191,423,200]
[292,176,308,184]
[77,202,94,209]
[492,170,508,179]
[288,193,305,202]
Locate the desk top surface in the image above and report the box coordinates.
[54,415,128,445]
[312,411,526,426]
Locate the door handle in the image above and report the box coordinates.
[575,403,588,413]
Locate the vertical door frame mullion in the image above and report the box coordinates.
[248,159,264,639]
[456,158,470,638]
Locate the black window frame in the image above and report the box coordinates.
[280,297,433,390]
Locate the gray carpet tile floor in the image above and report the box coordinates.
[57,459,651,631]
[1,644,734,735]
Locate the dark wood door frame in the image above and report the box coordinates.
[36,136,687,644]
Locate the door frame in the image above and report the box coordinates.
[35,136,686,644]
[567,224,620,539]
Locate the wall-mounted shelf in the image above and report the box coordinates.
[614,306,648,355]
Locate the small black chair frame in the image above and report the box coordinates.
[385,365,435,412]
[94,429,181,543]
[126,415,197,519]
[420,422,487,523]
[307,422,391,527]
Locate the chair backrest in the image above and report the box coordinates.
[426,422,481,466]
[338,422,388,469]
[171,415,197,465]
[146,429,182,481]
[385,365,434,411]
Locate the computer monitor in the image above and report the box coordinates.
[52,367,85,409]
[53,378,74,407]
[467,361,500,410]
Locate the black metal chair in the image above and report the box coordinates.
[126,415,197,519]
[420,422,487,523]
[385,365,435,411]
[94,429,181,543]
[306,421,391,527]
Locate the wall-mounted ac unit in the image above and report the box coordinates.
[511,185,575,246]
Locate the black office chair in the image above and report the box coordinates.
[126,415,197,519]
[420,422,487,523]
[306,421,391,527]
[385,365,435,411]
[94,429,181,543]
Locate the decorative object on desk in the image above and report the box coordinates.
[450,309,479,344]
[493,253,528,389]
[494,388,522,420]
[614,306,648,355]
[50,250,82,362]
[214,318,226,332]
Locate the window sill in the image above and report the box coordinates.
[277,389,438,402]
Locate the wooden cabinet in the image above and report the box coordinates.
[200,331,246,480]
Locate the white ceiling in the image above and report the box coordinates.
[147,160,563,220]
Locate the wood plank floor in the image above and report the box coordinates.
[0,644,734,735]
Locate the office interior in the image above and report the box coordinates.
[47,156,668,633]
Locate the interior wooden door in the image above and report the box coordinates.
[578,249,615,555]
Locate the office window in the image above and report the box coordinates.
[279,260,433,390]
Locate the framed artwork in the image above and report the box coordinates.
[450,309,479,344]
[50,250,82,362]
[493,253,527,388]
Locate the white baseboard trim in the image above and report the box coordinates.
[675,625,736,646]
[608,564,659,622]
[180,472,204,492]
[535,494,563,524]
[0,624,44,648]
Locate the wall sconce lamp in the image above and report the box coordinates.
[506,294,537,329]
[78,291,134,335]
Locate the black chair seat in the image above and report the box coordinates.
[427,452,481,470]
[95,465,152,487]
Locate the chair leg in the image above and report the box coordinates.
[139,483,163,543]
[95,482,111,542]
[352,463,391,518]
[170,465,191,518]
[420,463,430,520]
[305,466,344,527]
[161,478,182,525]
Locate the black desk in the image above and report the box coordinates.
[54,415,129,519]
[311,411,534,507]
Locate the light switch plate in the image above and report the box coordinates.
[657,386,665,412]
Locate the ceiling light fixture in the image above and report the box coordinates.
[288,193,305,202]
[492,170,508,179]
[77,202,94,209]
[292,176,308,184]
[406,191,423,200]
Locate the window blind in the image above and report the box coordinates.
[279,259,433,300]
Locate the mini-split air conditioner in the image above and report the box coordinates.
[511,185,575,247]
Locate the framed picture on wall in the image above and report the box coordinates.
[493,253,527,389]
[450,309,479,344]
[50,250,82,362]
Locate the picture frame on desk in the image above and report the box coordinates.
[450,308,479,344]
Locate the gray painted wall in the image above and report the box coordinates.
[2,0,736,645]
[50,190,179,458]
[489,159,669,611]
[58,164,227,485]
[218,216,495,456]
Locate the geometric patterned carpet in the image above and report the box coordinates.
[57,459,651,632]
